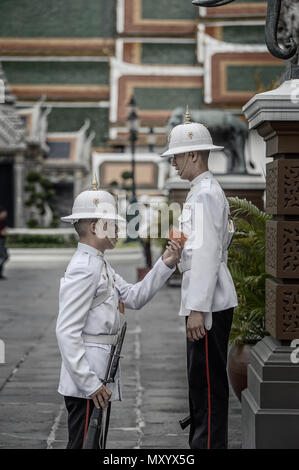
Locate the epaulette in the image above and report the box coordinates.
[201,179,212,190]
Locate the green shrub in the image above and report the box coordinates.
[25,172,57,227]
[7,233,78,248]
[27,219,39,228]
[227,197,272,345]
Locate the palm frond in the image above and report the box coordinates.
[228,197,272,234]
[227,197,272,345]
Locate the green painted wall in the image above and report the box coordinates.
[227,65,284,91]
[0,0,116,37]
[2,61,109,85]
[47,107,109,147]
[142,0,197,20]
[222,25,265,44]
[141,43,196,65]
[134,87,203,110]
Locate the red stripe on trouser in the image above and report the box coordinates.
[82,400,90,448]
[205,332,211,449]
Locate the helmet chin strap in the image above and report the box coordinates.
[178,152,191,177]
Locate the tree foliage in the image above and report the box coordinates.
[25,171,58,228]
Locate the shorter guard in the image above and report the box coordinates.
[56,178,181,449]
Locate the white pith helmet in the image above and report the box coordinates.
[61,175,126,223]
[138,194,151,205]
[161,106,224,157]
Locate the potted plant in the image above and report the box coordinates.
[227,197,272,401]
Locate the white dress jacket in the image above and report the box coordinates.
[56,243,175,400]
[178,171,238,329]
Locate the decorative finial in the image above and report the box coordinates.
[184,105,191,124]
[91,173,99,191]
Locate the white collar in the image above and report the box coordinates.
[190,171,213,188]
[77,242,104,257]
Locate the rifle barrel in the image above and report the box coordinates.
[82,322,127,449]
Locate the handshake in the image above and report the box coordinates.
[162,227,187,268]
[162,239,183,267]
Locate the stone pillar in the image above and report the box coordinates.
[13,152,25,228]
[242,78,299,449]
[73,168,85,196]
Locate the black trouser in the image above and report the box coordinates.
[64,396,111,449]
[186,307,234,449]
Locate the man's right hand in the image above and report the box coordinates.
[90,384,112,409]
[187,310,206,341]
[162,240,182,267]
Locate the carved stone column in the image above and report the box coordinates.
[13,152,25,228]
[242,78,299,448]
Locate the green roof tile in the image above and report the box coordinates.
[0,0,116,38]
[2,61,109,85]
[47,107,109,147]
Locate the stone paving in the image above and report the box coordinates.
[0,249,241,449]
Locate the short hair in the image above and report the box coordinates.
[188,150,210,163]
[199,150,210,162]
[74,218,97,238]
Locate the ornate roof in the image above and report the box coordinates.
[0,61,25,151]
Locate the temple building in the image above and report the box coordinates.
[0,0,283,225]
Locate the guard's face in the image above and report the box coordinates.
[95,219,119,249]
[171,152,189,179]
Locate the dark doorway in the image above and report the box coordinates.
[0,162,14,227]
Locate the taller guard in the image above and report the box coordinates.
[161,107,238,449]
[56,176,182,449]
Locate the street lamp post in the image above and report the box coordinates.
[125,96,140,242]
[127,96,139,201]
[147,127,156,153]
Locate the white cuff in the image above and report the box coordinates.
[159,256,176,272]
[87,380,103,398]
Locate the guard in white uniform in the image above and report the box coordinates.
[56,178,181,449]
[161,108,238,449]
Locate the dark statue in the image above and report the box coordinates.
[278,0,299,65]
[192,0,298,63]
[167,107,249,174]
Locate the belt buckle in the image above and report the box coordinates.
[112,330,120,346]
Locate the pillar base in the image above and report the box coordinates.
[242,336,299,449]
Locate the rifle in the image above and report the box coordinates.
[83,322,127,449]
[179,415,191,430]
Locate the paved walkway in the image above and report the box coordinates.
[0,249,241,449]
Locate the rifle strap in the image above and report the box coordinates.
[90,258,114,309]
